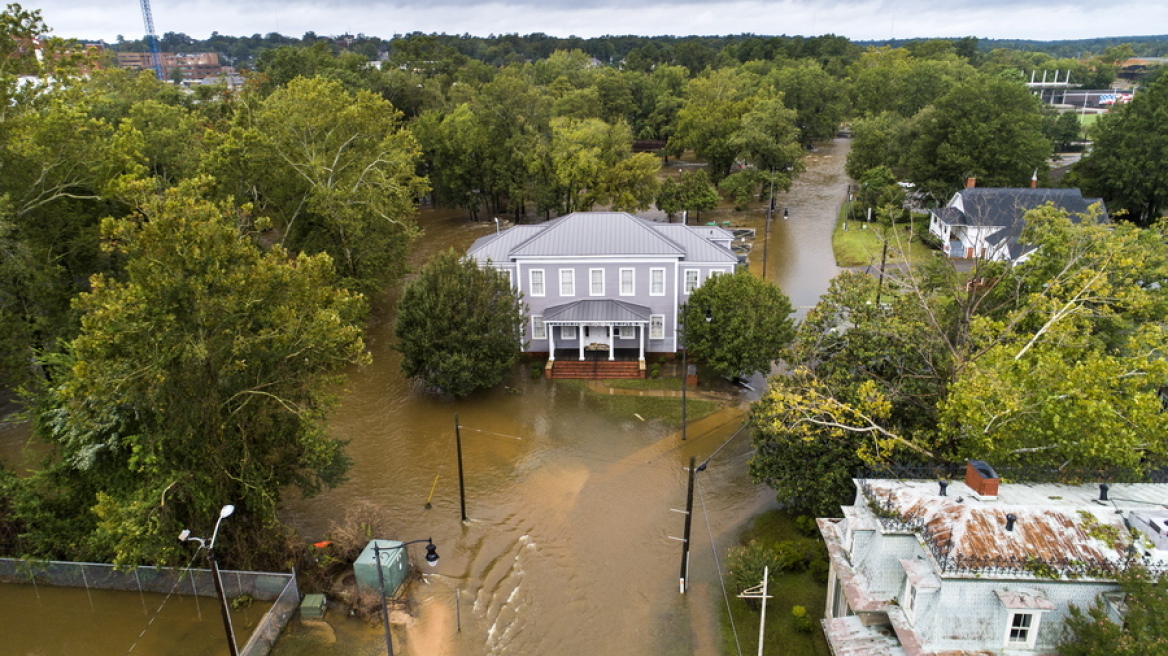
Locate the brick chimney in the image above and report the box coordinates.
[965,460,1000,499]
[965,177,977,188]
[1030,170,1038,189]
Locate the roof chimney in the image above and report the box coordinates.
[1005,513,1017,531]
[1099,483,1110,501]
[966,177,977,188]
[1030,170,1038,189]
[965,460,1000,499]
[939,480,949,496]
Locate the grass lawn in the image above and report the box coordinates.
[556,379,720,429]
[720,509,831,656]
[833,207,937,268]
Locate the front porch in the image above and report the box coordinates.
[544,348,646,379]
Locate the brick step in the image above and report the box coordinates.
[548,361,644,380]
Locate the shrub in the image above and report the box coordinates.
[791,605,815,633]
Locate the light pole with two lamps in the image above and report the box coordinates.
[178,504,240,656]
[372,538,440,656]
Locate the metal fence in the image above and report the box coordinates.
[0,558,299,656]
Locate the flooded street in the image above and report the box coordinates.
[0,139,851,656]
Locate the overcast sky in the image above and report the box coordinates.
[32,1,1167,44]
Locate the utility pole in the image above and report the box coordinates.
[763,168,774,279]
[455,413,467,522]
[738,566,773,656]
[373,544,395,656]
[679,456,696,594]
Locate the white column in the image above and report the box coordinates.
[578,325,585,361]
[548,324,556,361]
[607,325,615,361]
[639,324,645,362]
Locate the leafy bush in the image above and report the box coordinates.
[791,605,815,633]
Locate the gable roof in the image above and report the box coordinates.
[467,212,738,264]
[935,187,1107,229]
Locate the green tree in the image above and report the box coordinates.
[767,60,848,147]
[845,111,913,180]
[22,181,369,567]
[1070,73,1168,224]
[208,77,428,294]
[676,169,720,222]
[394,250,525,397]
[682,269,795,378]
[906,74,1050,199]
[1059,569,1168,656]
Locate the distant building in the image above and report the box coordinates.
[467,212,740,378]
[819,463,1168,655]
[116,52,224,81]
[928,181,1107,262]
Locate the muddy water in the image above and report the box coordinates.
[0,139,851,655]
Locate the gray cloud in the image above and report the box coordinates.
[33,0,1164,43]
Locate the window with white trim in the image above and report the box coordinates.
[532,316,546,340]
[1005,611,1039,648]
[561,325,577,340]
[618,326,636,339]
[650,268,665,296]
[503,269,513,287]
[684,269,700,294]
[590,268,604,296]
[560,269,575,296]
[530,269,545,297]
[902,578,918,623]
[619,268,635,296]
[649,315,664,340]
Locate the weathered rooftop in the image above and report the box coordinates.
[859,479,1168,578]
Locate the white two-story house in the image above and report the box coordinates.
[819,462,1167,655]
[928,183,1107,262]
[467,211,740,378]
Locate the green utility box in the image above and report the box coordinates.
[354,539,407,596]
[299,593,328,619]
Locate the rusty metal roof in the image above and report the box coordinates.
[860,480,1168,573]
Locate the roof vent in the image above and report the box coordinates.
[1099,483,1110,501]
[1005,513,1017,532]
[939,480,949,496]
[965,460,1000,499]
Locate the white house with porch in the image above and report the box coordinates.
[928,184,1107,262]
[467,211,740,378]
[819,463,1167,655]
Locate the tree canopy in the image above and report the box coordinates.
[16,182,368,567]
[394,250,525,397]
[682,269,795,378]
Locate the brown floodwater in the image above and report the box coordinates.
[0,139,851,655]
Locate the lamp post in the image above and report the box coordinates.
[679,305,713,442]
[372,538,440,656]
[178,504,239,656]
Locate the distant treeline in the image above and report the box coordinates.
[100,31,1168,69]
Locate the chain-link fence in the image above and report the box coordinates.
[0,558,299,656]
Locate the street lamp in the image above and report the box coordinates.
[679,304,712,441]
[372,538,440,656]
[178,504,239,656]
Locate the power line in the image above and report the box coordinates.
[697,476,743,656]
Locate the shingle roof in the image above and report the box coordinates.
[543,299,651,323]
[936,187,1107,229]
[466,212,738,263]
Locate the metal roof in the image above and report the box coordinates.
[510,212,683,257]
[934,187,1107,229]
[860,479,1168,575]
[467,212,738,263]
[542,299,651,323]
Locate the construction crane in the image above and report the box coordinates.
[139,0,164,79]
